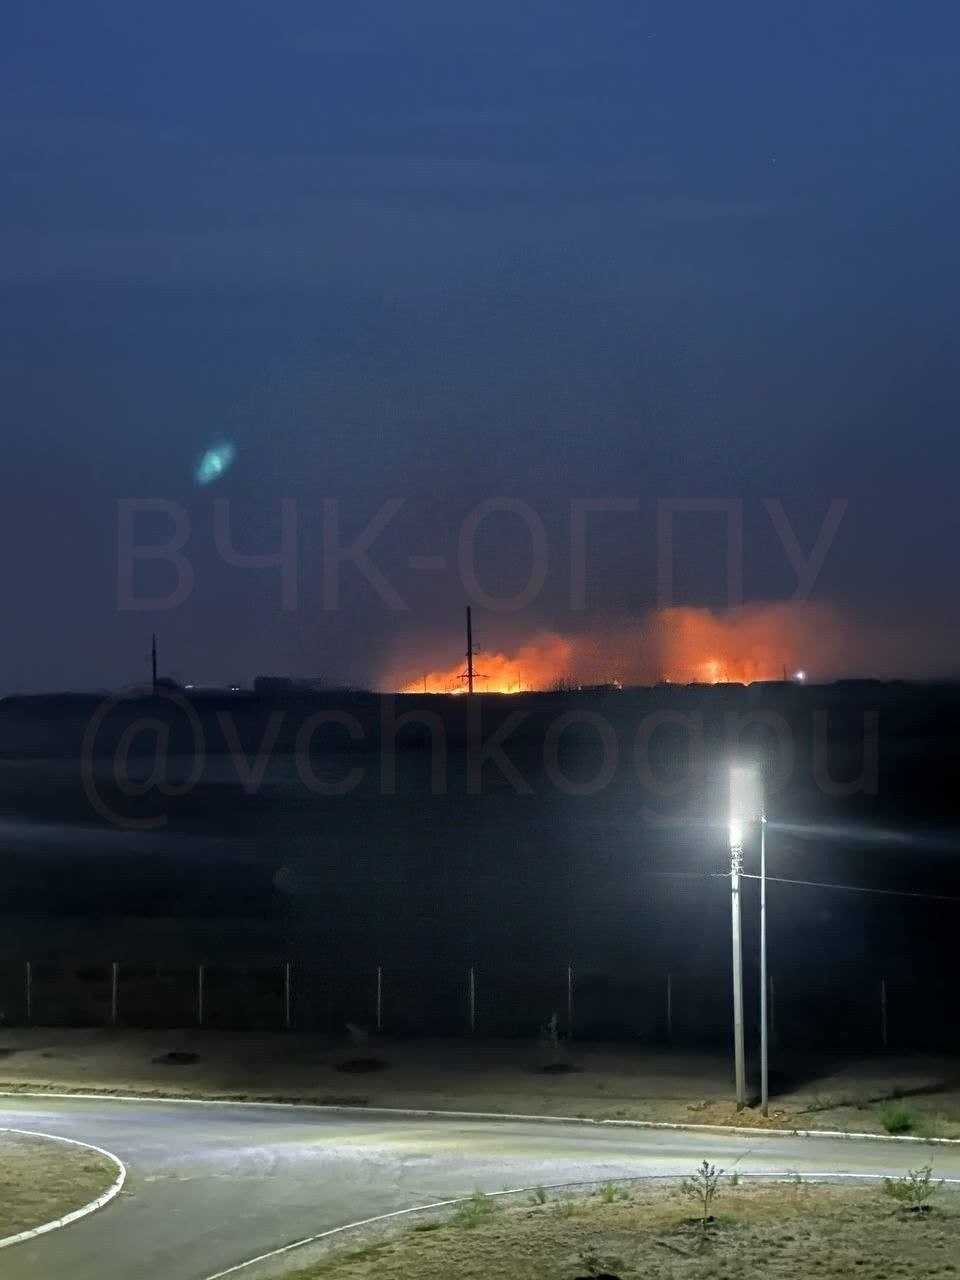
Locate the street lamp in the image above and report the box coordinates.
[729,765,766,1113]
[727,808,747,1110]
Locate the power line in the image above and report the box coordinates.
[741,872,960,906]
[637,871,725,881]
[640,869,960,905]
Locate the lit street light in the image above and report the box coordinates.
[728,809,746,1110]
[729,765,766,1113]
[760,805,769,1117]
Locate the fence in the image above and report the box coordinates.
[0,960,942,1049]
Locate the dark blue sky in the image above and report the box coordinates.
[2,2,958,690]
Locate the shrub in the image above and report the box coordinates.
[878,1102,916,1135]
[452,1192,499,1229]
[529,1185,548,1206]
[681,1160,724,1233]
[594,1180,629,1204]
[882,1166,943,1210]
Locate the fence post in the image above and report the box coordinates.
[198,964,205,1028]
[880,977,888,1048]
[25,961,32,1025]
[566,964,574,1041]
[110,961,119,1027]
[284,961,292,1030]
[666,973,673,1044]
[376,965,383,1034]
[468,966,476,1034]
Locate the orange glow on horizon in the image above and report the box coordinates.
[387,600,955,691]
[387,604,845,694]
[399,633,577,694]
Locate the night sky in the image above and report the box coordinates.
[2,2,959,693]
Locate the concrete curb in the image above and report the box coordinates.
[201,1169,960,1280]
[0,1126,126,1250]
[0,1087,958,1145]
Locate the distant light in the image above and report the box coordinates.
[193,440,237,486]
[794,669,806,682]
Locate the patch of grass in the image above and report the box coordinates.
[451,1191,499,1229]
[282,1242,391,1277]
[877,1101,916,1134]
[528,1185,547,1206]
[281,1182,960,1279]
[551,1197,577,1218]
[594,1180,630,1204]
[0,1132,118,1239]
[578,1248,626,1275]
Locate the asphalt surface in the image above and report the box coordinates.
[2,1096,960,1280]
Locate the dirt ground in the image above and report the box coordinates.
[280,1182,960,1280]
[1,1028,960,1137]
[0,1130,117,1239]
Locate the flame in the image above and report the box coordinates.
[387,599,959,692]
[399,633,576,694]
[389,603,850,693]
[649,605,837,684]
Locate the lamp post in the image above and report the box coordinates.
[759,808,769,1117]
[728,812,747,1111]
[729,765,765,1112]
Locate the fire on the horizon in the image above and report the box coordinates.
[392,604,836,694]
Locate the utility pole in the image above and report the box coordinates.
[465,605,475,695]
[760,811,769,1116]
[151,633,158,692]
[730,764,765,1114]
[729,822,747,1110]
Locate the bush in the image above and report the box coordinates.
[878,1102,916,1134]
[452,1192,499,1229]
[594,1181,629,1204]
[681,1160,724,1234]
[882,1166,942,1211]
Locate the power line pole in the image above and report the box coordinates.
[465,605,475,695]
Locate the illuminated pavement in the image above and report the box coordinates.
[2,1095,960,1280]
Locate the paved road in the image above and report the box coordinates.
[2,1096,959,1280]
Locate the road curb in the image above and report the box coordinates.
[0,1126,126,1250]
[0,1087,958,1145]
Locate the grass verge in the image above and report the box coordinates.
[279,1180,960,1279]
[0,1131,118,1240]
